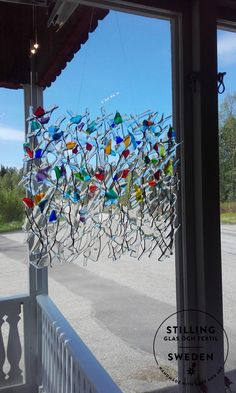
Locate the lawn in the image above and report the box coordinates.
[0,221,23,233]
[220,201,236,224]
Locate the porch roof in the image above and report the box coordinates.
[0,2,108,89]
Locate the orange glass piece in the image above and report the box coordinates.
[104,140,112,155]
[34,193,45,205]
[66,142,77,150]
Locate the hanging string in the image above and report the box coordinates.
[217,72,226,94]
[115,11,137,114]
[76,7,95,113]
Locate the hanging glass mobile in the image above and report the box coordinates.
[21,105,180,266]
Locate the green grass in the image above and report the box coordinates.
[220,201,236,224]
[0,221,23,233]
[220,212,236,224]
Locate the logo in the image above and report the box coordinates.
[153,309,229,387]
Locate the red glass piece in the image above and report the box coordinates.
[121,169,130,178]
[89,184,98,192]
[154,170,161,180]
[24,146,33,159]
[95,173,105,181]
[72,145,78,154]
[153,143,158,152]
[86,143,93,151]
[22,197,34,208]
[122,149,130,158]
[34,106,45,117]
[149,180,157,187]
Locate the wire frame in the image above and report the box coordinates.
[21,106,180,266]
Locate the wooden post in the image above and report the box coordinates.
[172,1,224,391]
[23,82,48,392]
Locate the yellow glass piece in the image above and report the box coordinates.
[165,159,173,175]
[66,141,77,150]
[104,139,112,155]
[135,185,144,203]
[124,135,131,148]
[120,173,132,206]
[34,192,45,205]
[160,143,165,158]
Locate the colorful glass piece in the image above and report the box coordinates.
[149,180,157,187]
[22,197,34,208]
[70,115,82,125]
[104,139,112,155]
[66,142,77,150]
[95,173,105,181]
[116,136,123,144]
[31,120,41,131]
[34,193,45,205]
[35,149,43,159]
[121,169,130,178]
[23,143,34,159]
[105,188,119,200]
[122,149,130,158]
[49,210,57,222]
[38,199,48,213]
[114,111,123,125]
[34,106,45,117]
[124,136,131,148]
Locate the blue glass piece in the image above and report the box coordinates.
[38,199,48,213]
[35,149,43,159]
[72,192,80,202]
[49,210,57,222]
[116,136,123,144]
[113,175,119,181]
[70,115,82,124]
[130,134,137,149]
[53,132,63,141]
[48,126,58,136]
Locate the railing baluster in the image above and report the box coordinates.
[0,314,6,385]
[37,295,122,393]
[6,303,23,385]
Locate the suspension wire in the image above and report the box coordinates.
[76,7,95,113]
[115,11,137,114]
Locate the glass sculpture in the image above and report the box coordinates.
[21,106,180,266]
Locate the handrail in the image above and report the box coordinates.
[37,294,122,393]
[0,294,29,305]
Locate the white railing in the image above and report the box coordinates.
[37,294,122,393]
[0,294,35,393]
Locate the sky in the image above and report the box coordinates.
[0,10,235,168]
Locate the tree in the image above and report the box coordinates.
[0,167,25,223]
[219,94,236,202]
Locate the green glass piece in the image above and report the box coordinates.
[74,172,84,181]
[114,111,123,125]
[105,188,119,200]
[31,120,41,131]
[81,168,91,181]
[54,166,61,180]
[86,121,96,134]
[151,159,158,165]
